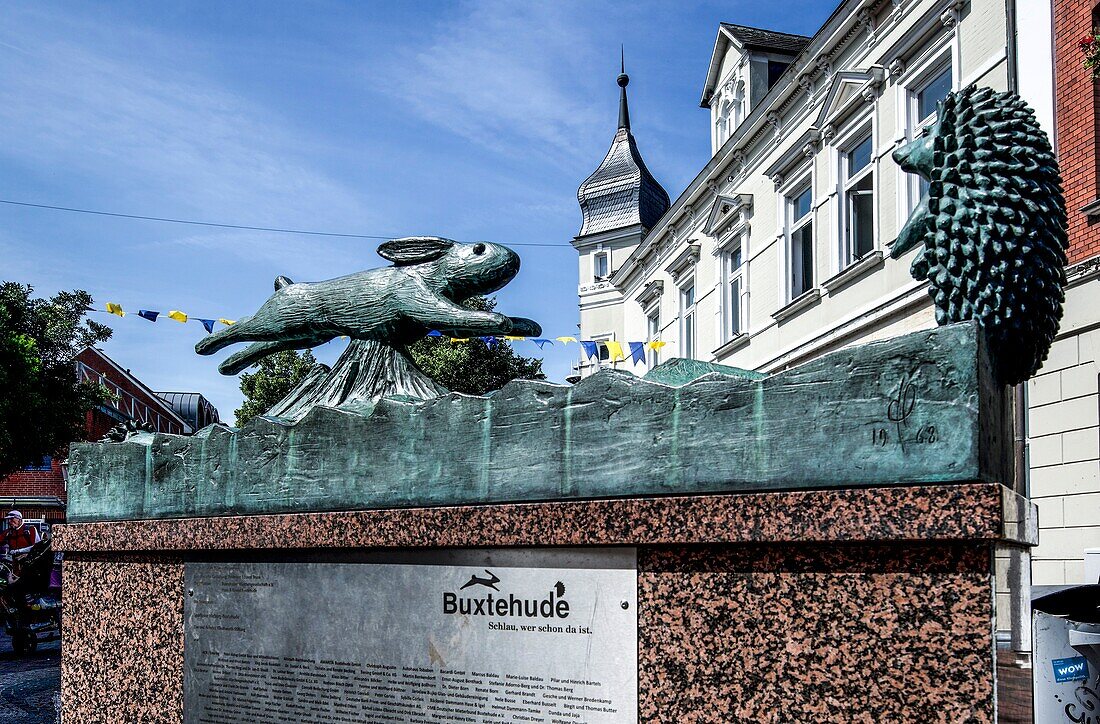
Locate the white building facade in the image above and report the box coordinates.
[573,0,1092,644]
[575,0,1015,379]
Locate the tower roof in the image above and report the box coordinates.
[576,62,670,239]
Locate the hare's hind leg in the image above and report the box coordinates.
[218,338,314,375]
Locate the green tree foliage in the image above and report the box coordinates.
[235,349,318,426]
[408,297,544,395]
[0,283,113,477]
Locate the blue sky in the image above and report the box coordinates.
[0,1,833,419]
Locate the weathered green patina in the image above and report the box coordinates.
[195,237,540,419]
[892,86,1068,385]
[69,322,1010,522]
[641,358,764,385]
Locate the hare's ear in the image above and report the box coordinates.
[377,236,455,266]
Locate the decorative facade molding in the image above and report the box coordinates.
[798,73,815,97]
[940,1,964,28]
[703,193,753,237]
[814,67,886,127]
[665,244,702,283]
[1066,255,1100,287]
[766,111,783,136]
[636,279,665,308]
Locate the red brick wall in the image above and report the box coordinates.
[74,348,186,435]
[1055,0,1100,264]
[1,457,66,502]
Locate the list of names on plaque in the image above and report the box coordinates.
[184,551,636,723]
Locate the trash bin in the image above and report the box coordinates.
[1033,585,1100,723]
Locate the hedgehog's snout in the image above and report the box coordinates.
[893,139,917,172]
[892,145,909,168]
[893,133,935,179]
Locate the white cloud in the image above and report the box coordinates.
[0,6,373,232]
[374,1,608,167]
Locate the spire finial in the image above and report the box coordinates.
[617,46,630,130]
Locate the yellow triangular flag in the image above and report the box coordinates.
[647,340,667,351]
[167,310,188,323]
[217,318,235,326]
[105,303,125,317]
[450,338,469,343]
[503,336,525,341]
[604,340,625,361]
[556,336,577,344]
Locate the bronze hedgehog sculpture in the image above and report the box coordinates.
[892,86,1068,385]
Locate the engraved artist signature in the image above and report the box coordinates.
[871,370,938,449]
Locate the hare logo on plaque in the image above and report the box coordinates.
[443,569,572,619]
[460,569,501,590]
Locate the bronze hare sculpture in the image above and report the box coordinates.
[196,236,541,376]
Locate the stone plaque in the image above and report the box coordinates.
[184,549,637,723]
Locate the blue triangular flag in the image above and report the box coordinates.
[629,342,646,365]
[197,318,216,333]
[580,341,598,359]
[480,336,498,349]
[137,310,160,322]
[532,338,553,349]
[426,330,443,337]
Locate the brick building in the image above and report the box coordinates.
[1026,0,1100,587]
[0,346,219,532]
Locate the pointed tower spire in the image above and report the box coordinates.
[575,54,670,238]
[617,46,630,130]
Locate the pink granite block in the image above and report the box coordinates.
[637,543,994,723]
[62,556,184,724]
[53,483,1026,553]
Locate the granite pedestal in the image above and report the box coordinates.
[54,481,1032,723]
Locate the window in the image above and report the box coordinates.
[909,64,952,201]
[24,456,52,471]
[767,61,790,89]
[725,245,744,338]
[843,134,874,263]
[680,282,696,359]
[788,186,814,299]
[647,310,661,367]
[593,252,609,280]
[916,66,952,126]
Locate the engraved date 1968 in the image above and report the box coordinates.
[871,425,937,447]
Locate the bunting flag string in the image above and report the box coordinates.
[98,302,671,367]
[99,302,235,333]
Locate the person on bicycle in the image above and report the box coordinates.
[1,511,41,583]
[1,510,40,571]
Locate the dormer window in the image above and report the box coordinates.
[593,252,609,280]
